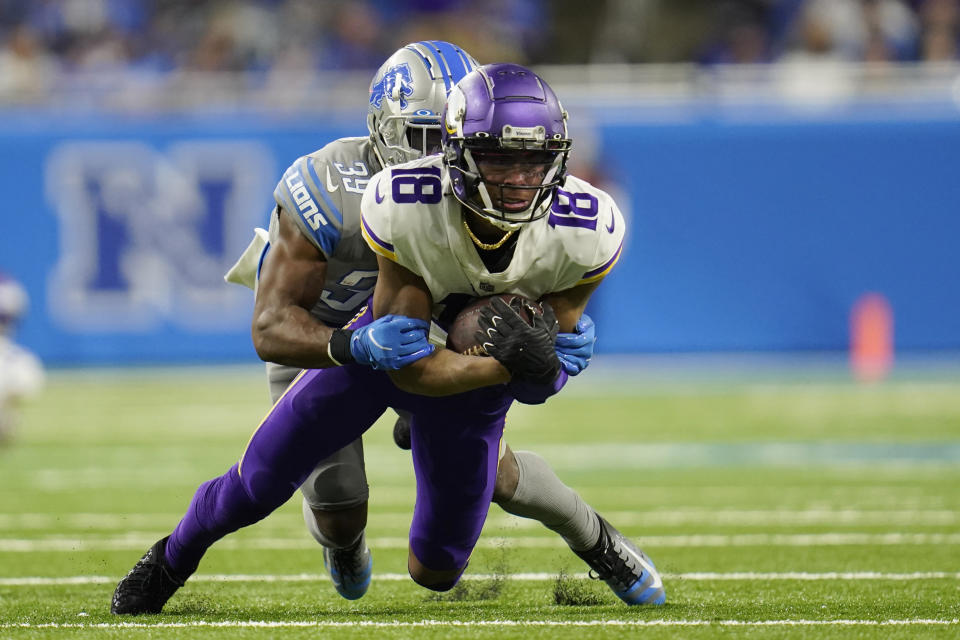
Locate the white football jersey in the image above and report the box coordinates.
[360,155,625,323]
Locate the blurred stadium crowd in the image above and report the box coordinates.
[1,0,957,100]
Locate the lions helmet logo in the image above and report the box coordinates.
[370,63,414,110]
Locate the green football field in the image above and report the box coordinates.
[2,363,959,639]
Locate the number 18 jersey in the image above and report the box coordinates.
[359,155,625,320]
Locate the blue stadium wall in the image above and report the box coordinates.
[2,102,958,365]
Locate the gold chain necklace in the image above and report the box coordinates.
[462,218,516,251]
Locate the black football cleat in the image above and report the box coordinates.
[574,515,666,605]
[392,411,412,450]
[111,536,190,614]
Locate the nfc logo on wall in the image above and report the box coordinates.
[44,141,275,331]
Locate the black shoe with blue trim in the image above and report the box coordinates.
[574,516,666,605]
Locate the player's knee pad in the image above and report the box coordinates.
[301,459,369,511]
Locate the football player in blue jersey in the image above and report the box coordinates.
[111,53,661,615]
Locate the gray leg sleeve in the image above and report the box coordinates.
[302,495,338,548]
[496,450,600,551]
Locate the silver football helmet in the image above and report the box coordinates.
[367,41,479,168]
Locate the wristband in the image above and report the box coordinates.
[327,328,355,366]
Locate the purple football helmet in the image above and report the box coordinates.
[442,63,572,229]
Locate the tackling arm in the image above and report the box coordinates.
[373,255,511,396]
[251,209,339,368]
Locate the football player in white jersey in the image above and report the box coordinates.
[0,274,45,444]
[111,60,663,615]
[359,63,662,605]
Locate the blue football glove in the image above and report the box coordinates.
[554,313,596,376]
[349,315,434,370]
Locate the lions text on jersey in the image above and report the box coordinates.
[227,137,381,328]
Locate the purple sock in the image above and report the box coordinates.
[164,464,274,574]
[162,364,392,575]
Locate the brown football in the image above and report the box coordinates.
[445,293,540,356]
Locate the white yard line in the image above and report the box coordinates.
[3,571,959,586]
[1,619,957,629]
[2,509,956,530]
[3,532,960,552]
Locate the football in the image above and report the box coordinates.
[446,293,541,356]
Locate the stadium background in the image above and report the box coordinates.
[2,0,959,366]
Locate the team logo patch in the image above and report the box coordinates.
[370,63,414,109]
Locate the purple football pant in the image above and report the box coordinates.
[165,313,513,577]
